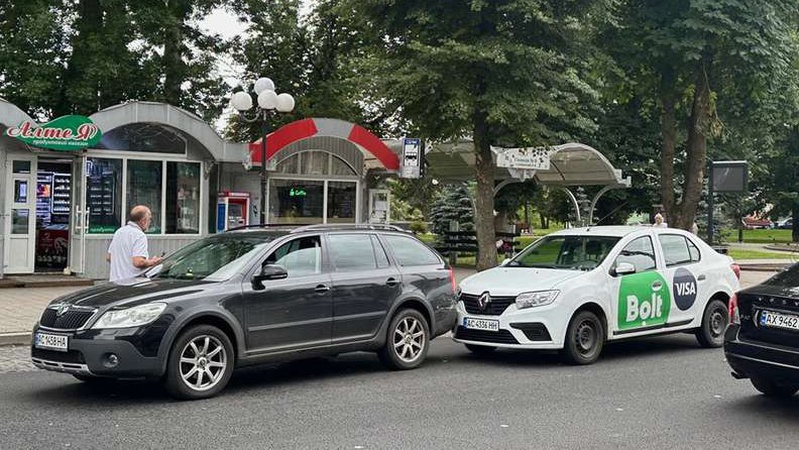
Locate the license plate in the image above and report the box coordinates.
[463,317,500,332]
[34,332,68,352]
[759,310,799,331]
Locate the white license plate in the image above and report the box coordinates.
[463,317,500,332]
[760,310,799,331]
[34,332,68,352]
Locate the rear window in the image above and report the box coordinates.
[383,235,440,266]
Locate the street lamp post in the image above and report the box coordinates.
[231,77,295,225]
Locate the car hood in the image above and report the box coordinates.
[49,277,215,309]
[459,267,586,297]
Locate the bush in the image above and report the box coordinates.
[409,221,428,234]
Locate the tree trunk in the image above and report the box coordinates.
[792,203,799,243]
[473,98,497,271]
[162,0,189,106]
[57,0,103,116]
[679,56,713,230]
[659,68,677,225]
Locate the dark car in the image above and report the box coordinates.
[725,263,799,397]
[31,225,457,399]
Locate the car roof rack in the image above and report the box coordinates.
[290,223,409,233]
[227,224,312,232]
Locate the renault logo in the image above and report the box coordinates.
[55,304,70,317]
[477,292,492,312]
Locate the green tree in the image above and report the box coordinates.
[606,0,797,229]
[346,0,608,270]
[0,0,69,118]
[429,184,474,236]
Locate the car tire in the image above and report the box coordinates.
[695,299,728,348]
[561,310,604,365]
[465,344,497,355]
[378,309,430,370]
[751,377,799,397]
[164,325,234,400]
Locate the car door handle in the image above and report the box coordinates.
[697,274,707,281]
[386,278,400,287]
[314,284,330,293]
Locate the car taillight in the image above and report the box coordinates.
[731,263,741,280]
[448,267,457,294]
[729,293,740,325]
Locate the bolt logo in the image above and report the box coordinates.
[618,272,671,330]
[672,268,698,311]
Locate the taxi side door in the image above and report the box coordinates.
[607,234,672,337]
[655,233,704,327]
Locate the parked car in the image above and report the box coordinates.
[742,217,772,230]
[31,225,457,399]
[453,226,740,364]
[725,263,799,397]
[776,218,793,229]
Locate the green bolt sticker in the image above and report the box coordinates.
[618,271,671,330]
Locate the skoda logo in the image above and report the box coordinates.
[55,304,70,317]
[477,292,492,312]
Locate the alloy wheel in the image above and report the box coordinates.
[392,317,426,363]
[179,335,228,392]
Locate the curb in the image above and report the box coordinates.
[0,332,31,347]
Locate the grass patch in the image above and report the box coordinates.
[727,248,797,260]
[722,229,793,244]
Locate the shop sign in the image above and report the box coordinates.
[5,115,102,151]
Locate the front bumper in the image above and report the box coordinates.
[724,325,799,382]
[31,324,166,378]
[451,300,567,349]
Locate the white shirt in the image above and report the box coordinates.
[108,222,149,282]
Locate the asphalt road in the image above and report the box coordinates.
[1,270,794,449]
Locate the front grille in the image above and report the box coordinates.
[454,326,519,344]
[511,322,552,341]
[31,348,85,364]
[39,308,95,330]
[461,294,515,316]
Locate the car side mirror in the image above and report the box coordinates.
[252,264,288,290]
[613,262,636,277]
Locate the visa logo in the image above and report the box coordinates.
[675,282,696,296]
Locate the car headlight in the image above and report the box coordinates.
[515,290,559,309]
[91,303,167,329]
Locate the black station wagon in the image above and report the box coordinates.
[31,225,458,399]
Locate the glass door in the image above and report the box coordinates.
[69,155,88,274]
[4,156,36,273]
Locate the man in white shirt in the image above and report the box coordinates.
[107,205,163,282]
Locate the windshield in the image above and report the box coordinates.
[147,235,273,281]
[508,235,620,271]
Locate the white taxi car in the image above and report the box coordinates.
[453,226,740,364]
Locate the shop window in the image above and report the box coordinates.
[327,181,356,223]
[126,160,162,233]
[275,154,301,174]
[302,151,329,175]
[268,179,324,224]
[86,158,122,233]
[330,156,356,176]
[166,162,200,234]
[97,124,186,154]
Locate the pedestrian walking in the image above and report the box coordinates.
[107,205,163,282]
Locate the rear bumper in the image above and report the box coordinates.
[724,325,799,382]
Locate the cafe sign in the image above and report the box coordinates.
[5,115,102,151]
